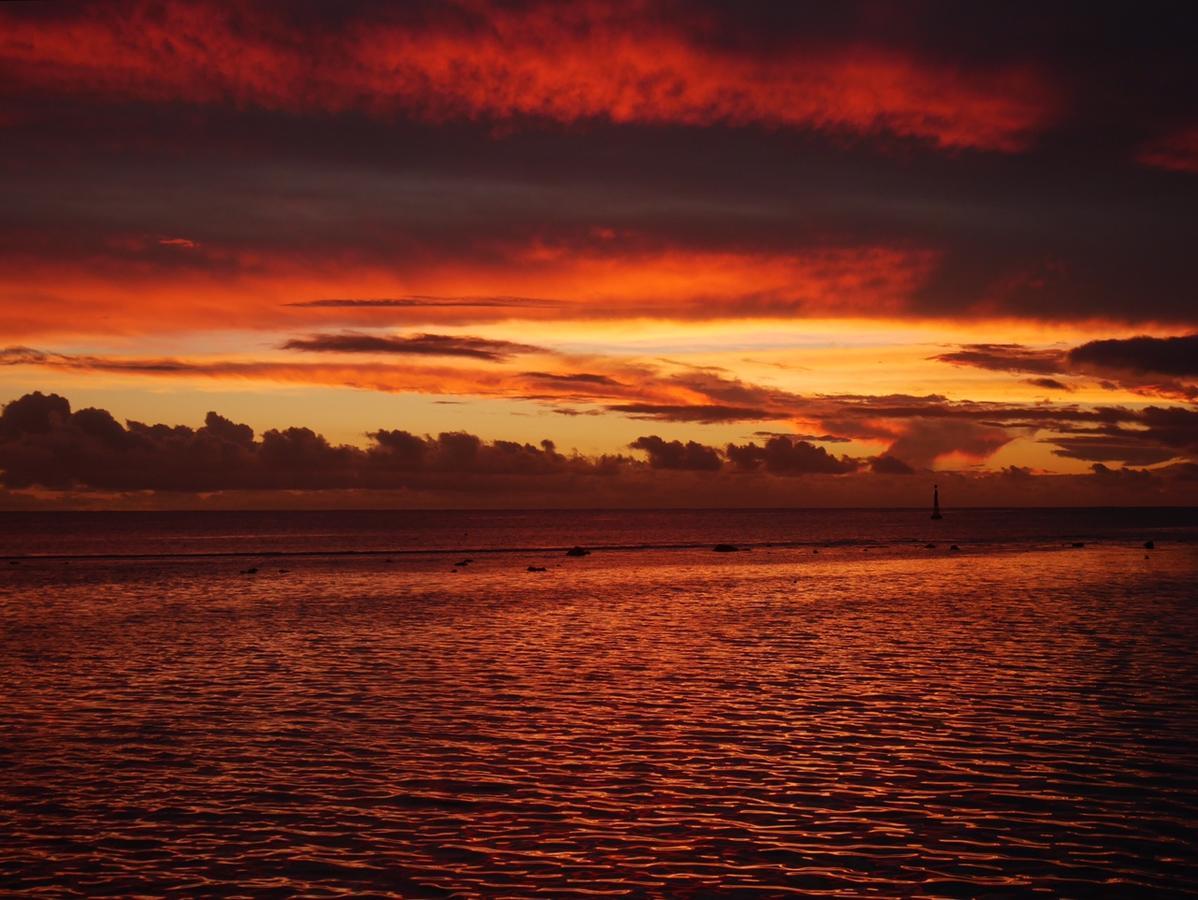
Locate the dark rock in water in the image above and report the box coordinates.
[8,559,18,565]
[925,543,936,549]
[713,544,739,552]
[527,565,548,572]
[455,559,473,566]
[813,549,820,554]
[1144,540,1155,549]
[565,547,590,557]
[949,545,961,552]
[241,567,258,575]
[1071,542,1085,548]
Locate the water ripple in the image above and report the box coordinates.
[2,545,1197,896]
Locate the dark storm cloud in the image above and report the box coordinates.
[281,332,545,361]
[629,436,722,471]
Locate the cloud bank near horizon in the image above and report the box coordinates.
[1,392,1194,508]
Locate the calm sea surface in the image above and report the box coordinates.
[2,508,1197,896]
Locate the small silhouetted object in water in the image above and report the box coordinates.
[713,544,739,552]
[527,565,547,572]
[240,566,258,575]
[1144,540,1155,549]
[565,546,590,557]
[931,483,943,520]
[925,543,936,549]
[455,559,473,566]
[949,545,960,552]
[1072,542,1085,548]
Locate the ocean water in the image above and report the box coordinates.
[1,508,1197,896]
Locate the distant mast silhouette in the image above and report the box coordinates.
[931,483,943,520]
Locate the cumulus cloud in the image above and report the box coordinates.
[3,392,1197,507]
[629,435,722,471]
[886,419,1013,468]
[725,436,858,475]
[871,454,916,475]
[1088,463,1155,486]
[4,343,1196,476]
[0,392,623,492]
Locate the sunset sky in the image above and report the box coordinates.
[2,0,1196,507]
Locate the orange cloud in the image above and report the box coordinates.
[10,344,1196,474]
[0,241,935,338]
[0,1,1059,151]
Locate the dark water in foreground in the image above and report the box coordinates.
[1,509,1197,897]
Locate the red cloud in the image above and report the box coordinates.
[0,1,1059,152]
[1138,126,1198,173]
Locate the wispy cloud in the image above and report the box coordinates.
[281,332,546,361]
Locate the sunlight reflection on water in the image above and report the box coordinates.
[2,542,1197,896]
